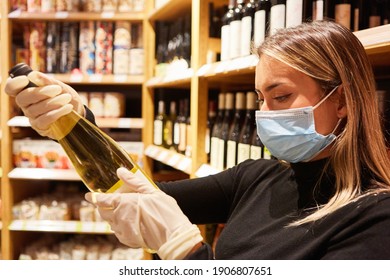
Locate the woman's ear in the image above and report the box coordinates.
[336,85,347,118]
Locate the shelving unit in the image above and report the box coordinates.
[0,0,389,260]
[0,0,148,259]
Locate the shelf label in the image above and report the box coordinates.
[178,157,191,173]
[55,11,69,18]
[167,153,181,166]
[70,74,83,83]
[101,11,115,18]
[8,9,22,18]
[89,74,103,83]
[114,74,128,83]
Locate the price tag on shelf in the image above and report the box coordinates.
[167,153,181,167]
[177,157,191,173]
[114,74,128,83]
[8,9,22,18]
[215,61,227,74]
[89,74,103,83]
[156,149,170,162]
[55,11,69,18]
[101,11,115,18]
[70,74,83,83]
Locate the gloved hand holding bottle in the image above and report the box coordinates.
[5,70,85,139]
[85,167,203,260]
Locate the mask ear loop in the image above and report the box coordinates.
[313,85,340,110]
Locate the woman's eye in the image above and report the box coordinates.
[274,94,291,102]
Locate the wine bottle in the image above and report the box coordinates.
[177,99,188,154]
[226,92,246,168]
[249,128,263,160]
[254,0,271,47]
[210,93,226,167]
[286,0,303,28]
[335,0,352,29]
[352,0,368,31]
[241,0,257,57]
[270,0,286,35]
[185,99,192,157]
[9,63,158,193]
[154,100,167,147]
[164,101,177,150]
[205,100,217,163]
[230,0,245,59]
[216,92,235,170]
[237,91,257,164]
[221,0,235,61]
[368,0,381,28]
[313,0,334,21]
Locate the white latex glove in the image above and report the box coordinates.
[5,71,85,139]
[85,167,203,260]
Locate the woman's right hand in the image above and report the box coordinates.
[5,71,85,139]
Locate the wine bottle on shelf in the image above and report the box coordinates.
[154,100,167,147]
[173,100,181,152]
[9,63,158,193]
[241,0,257,57]
[46,22,60,73]
[217,92,235,170]
[210,93,226,168]
[335,0,352,29]
[368,0,381,28]
[185,99,192,157]
[313,0,334,21]
[302,0,313,21]
[352,0,368,31]
[230,0,245,59]
[249,128,263,160]
[254,0,271,47]
[226,92,246,168]
[286,0,303,28]
[221,0,235,61]
[270,0,286,35]
[177,99,188,155]
[164,101,177,150]
[205,100,217,163]
[237,91,257,164]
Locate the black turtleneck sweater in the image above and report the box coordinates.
[157,158,390,259]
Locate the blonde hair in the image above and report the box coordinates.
[257,21,390,225]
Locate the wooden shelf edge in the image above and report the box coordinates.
[148,0,192,22]
[8,168,81,181]
[8,116,143,129]
[46,73,144,85]
[144,145,192,175]
[354,24,390,50]
[8,10,145,21]
[9,220,113,234]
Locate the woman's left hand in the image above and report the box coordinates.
[85,167,203,260]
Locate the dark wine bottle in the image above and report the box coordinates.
[210,93,226,167]
[241,0,257,57]
[221,0,235,61]
[254,0,271,46]
[226,92,246,168]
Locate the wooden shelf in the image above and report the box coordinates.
[45,73,144,85]
[8,168,80,181]
[8,116,144,129]
[8,10,144,21]
[145,68,193,89]
[148,0,191,22]
[9,220,113,234]
[144,145,192,175]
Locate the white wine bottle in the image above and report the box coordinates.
[9,63,158,193]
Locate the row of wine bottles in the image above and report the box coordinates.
[11,0,144,13]
[154,13,192,77]
[209,91,272,171]
[218,0,390,61]
[153,98,192,157]
[13,21,143,75]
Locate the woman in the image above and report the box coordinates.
[5,20,390,259]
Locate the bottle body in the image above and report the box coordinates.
[9,63,158,193]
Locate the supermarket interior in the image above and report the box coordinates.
[0,0,390,260]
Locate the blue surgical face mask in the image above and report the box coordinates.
[255,86,340,163]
